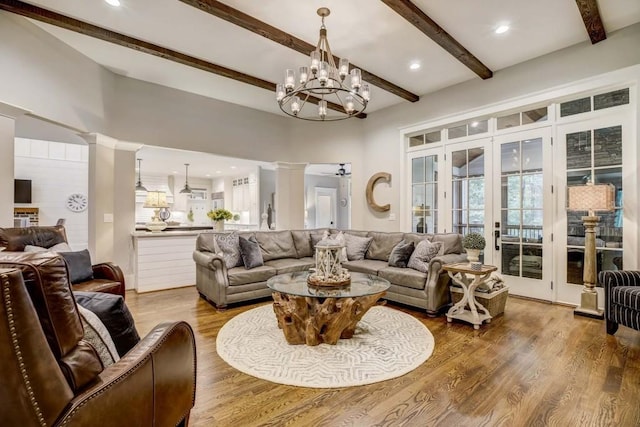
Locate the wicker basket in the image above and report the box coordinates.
[450,286,509,317]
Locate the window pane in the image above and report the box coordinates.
[425,130,441,143]
[566,131,591,170]
[502,210,520,242]
[425,155,438,182]
[409,135,424,147]
[567,248,584,284]
[412,157,425,183]
[594,167,623,249]
[412,184,425,214]
[502,176,521,209]
[468,179,484,209]
[502,243,521,277]
[452,150,467,179]
[468,148,485,178]
[521,245,543,279]
[522,174,542,209]
[522,107,548,124]
[497,113,519,130]
[501,142,520,174]
[522,138,543,172]
[468,120,488,135]
[560,97,591,117]
[594,125,622,167]
[594,88,629,110]
[448,124,467,139]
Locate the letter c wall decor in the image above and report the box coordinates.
[366,172,391,212]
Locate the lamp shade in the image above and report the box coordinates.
[567,182,615,213]
[143,191,169,208]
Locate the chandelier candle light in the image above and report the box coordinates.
[276,7,370,121]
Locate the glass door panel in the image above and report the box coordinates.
[411,154,439,233]
[494,128,552,301]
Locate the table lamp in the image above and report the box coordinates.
[144,191,169,232]
[567,181,615,318]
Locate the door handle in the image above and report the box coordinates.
[494,230,500,251]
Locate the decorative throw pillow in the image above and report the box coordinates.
[77,304,120,367]
[310,229,330,248]
[239,236,264,269]
[344,233,373,261]
[214,232,243,268]
[59,249,94,284]
[388,240,415,268]
[24,242,73,252]
[74,291,140,357]
[407,240,442,273]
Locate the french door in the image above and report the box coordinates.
[492,128,553,301]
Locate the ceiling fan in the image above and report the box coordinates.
[335,163,351,177]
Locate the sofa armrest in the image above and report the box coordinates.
[427,253,469,276]
[91,262,125,297]
[59,321,196,426]
[193,250,226,273]
[599,270,640,290]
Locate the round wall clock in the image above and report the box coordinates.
[66,193,88,212]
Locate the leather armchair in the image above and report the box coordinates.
[599,270,640,335]
[0,253,196,426]
[0,225,125,299]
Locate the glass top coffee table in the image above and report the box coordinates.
[267,271,390,346]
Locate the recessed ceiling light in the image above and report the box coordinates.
[409,61,421,71]
[216,171,222,174]
[470,121,479,127]
[172,170,178,174]
[230,166,237,169]
[105,0,121,6]
[495,25,510,34]
[205,174,211,177]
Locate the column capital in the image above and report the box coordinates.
[81,133,118,148]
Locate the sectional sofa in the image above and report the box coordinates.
[193,229,467,315]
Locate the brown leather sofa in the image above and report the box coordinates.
[0,253,196,426]
[0,225,125,298]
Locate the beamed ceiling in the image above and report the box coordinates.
[1,0,640,119]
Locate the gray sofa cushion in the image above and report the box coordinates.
[239,236,264,269]
[342,259,388,275]
[291,230,313,258]
[366,232,404,261]
[379,266,428,290]
[264,258,315,274]
[344,233,373,261]
[228,265,276,286]
[310,229,329,248]
[254,231,298,261]
[408,240,442,273]
[388,240,415,268]
[432,233,463,255]
[402,233,434,247]
[196,233,217,253]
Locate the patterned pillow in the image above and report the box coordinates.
[344,233,373,261]
[77,304,120,367]
[407,240,442,273]
[214,232,243,268]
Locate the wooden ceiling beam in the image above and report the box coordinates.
[0,0,364,118]
[575,0,607,44]
[178,0,419,103]
[380,0,493,80]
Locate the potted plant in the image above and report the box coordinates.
[462,232,486,262]
[207,208,233,231]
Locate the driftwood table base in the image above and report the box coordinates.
[271,291,386,345]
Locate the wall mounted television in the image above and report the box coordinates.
[14,179,32,203]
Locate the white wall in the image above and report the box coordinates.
[14,138,89,248]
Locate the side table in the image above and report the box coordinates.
[443,262,498,330]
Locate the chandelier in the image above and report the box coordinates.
[276,7,370,121]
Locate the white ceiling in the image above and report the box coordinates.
[22,0,640,117]
[11,1,640,179]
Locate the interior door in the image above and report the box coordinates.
[315,187,337,228]
[493,127,553,301]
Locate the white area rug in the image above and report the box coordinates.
[216,304,434,388]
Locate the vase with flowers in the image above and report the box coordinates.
[207,208,233,231]
[462,232,486,263]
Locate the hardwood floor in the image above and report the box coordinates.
[125,287,640,427]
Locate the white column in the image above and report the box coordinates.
[84,133,117,263]
[114,142,142,288]
[0,102,29,227]
[274,162,307,230]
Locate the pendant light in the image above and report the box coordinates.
[135,158,147,192]
[180,163,192,194]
